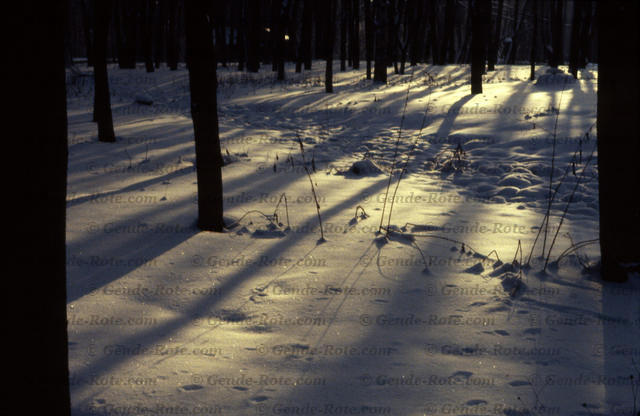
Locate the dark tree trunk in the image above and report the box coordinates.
[351,0,360,69]
[80,0,94,66]
[549,0,564,67]
[94,0,116,142]
[325,0,336,92]
[408,0,423,66]
[167,0,180,69]
[340,0,348,71]
[214,0,228,67]
[597,0,640,282]
[487,0,503,69]
[441,0,456,64]
[507,0,519,64]
[397,0,409,74]
[373,0,388,83]
[471,0,489,94]
[115,0,138,68]
[577,0,592,68]
[19,2,71,414]
[235,0,246,70]
[185,0,225,232]
[387,0,398,72]
[568,0,583,78]
[246,0,261,72]
[143,0,155,72]
[364,0,373,79]
[154,0,167,67]
[300,0,313,70]
[272,0,286,80]
[428,0,439,64]
[529,0,538,80]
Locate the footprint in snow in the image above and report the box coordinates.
[464,262,485,274]
[180,384,204,391]
[494,330,510,336]
[469,301,487,307]
[249,396,269,403]
[451,371,474,379]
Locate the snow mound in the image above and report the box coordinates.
[345,159,384,176]
[534,68,577,87]
[134,93,153,105]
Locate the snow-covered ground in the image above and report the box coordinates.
[66,62,639,416]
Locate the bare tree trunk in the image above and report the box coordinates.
[19,1,71,414]
[246,0,261,72]
[568,0,583,78]
[94,0,116,142]
[325,0,336,92]
[300,0,313,70]
[597,0,640,282]
[471,0,489,94]
[577,0,592,68]
[340,0,348,71]
[80,0,94,66]
[272,0,286,80]
[373,0,388,83]
[428,0,439,63]
[167,0,180,69]
[364,0,373,78]
[143,0,155,72]
[549,0,564,68]
[441,0,456,64]
[408,0,423,66]
[185,0,225,231]
[351,0,360,69]
[529,0,538,80]
[214,0,228,67]
[487,0,503,70]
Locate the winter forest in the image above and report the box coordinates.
[18,0,640,415]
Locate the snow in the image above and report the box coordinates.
[66,62,639,416]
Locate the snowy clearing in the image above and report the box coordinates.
[66,62,639,416]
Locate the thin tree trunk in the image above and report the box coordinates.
[577,0,592,68]
[488,0,503,69]
[300,0,313,70]
[408,0,423,66]
[597,0,639,282]
[428,0,439,64]
[185,0,225,231]
[340,0,348,71]
[351,0,360,69]
[94,0,116,142]
[364,0,373,79]
[442,0,456,64]
[529,0,538,80]
[167,0,179,69]
[325,0,336,92]
[568,0,582,78]
[143,0,155,72]
[272,0,286,80]
[549,0,564,67]
[80,0,94,66]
